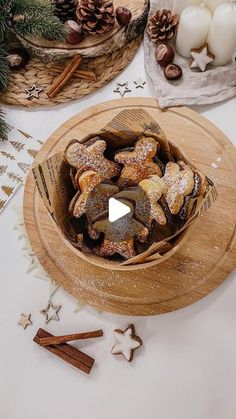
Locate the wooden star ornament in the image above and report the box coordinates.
[190,43,215,72]
[40,300,61,324]
[113,82,131,97]
[25,84,43,99]
[134,79,146,89]
[18,313,32,329]
[111,324,143,362]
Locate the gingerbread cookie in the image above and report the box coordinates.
[92,200,149,260]
[114,175,167,227]
[65,139,120,181]
[111,324,143,362]
[178,161,208,198]
[139,176,167,225]
[178,167,208,220]
[71,170,119,224]
[163,162,194,214]
[115,136,162,187]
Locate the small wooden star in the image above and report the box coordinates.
[40,300,61,324]
[111,324,143,362]
[190,43,214,72]
[134,79,146,89]
[113,82,131,98]
[25,84,43,99]
[18,313,32,329]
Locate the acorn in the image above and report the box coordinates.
[164,63,183,81]
[116,7,132,26]
[6,48,30,70]
[155,43,174,67]
[64,20,83,45]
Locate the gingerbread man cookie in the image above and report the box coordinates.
[111,324,143,362]
[92,200,149,260]
[139,175,167,225]
[114,175,167,227]
[176,162,208,220]
[163,162,194,214]
[115,136,162,187]
[71,170,119,224]
[65,139,120,181]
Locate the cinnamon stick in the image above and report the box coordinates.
[47,54,82,99]
[33,328,95,374]
[38,329,103,346]
[50,66,97,81]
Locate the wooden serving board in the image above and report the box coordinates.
[24,98,236,316]
[16,0,149,61]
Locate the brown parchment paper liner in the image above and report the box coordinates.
[32,109,217,270]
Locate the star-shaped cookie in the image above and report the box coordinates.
[18,313,32,329]
[190,43,215,72]
[40,300,61,324]
[111,324,143,362]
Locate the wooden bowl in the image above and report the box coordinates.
[15,0,149,61]
[50,128,211,272]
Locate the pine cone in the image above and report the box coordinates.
[76,0,115,35]
[147,9,179,44]
[52,0,77,23]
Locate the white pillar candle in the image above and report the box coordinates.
[176,5,212,57]
[206,0,228,13]
[207,1,236,66]
[173,0,202,15]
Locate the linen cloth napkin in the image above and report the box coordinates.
[144,0,236,108]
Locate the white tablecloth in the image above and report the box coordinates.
[1,46,236,419]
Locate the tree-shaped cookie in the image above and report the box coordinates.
[163,162,194,214]
[114,175,167,226]
[70,170,119,224]
[65,139,120,181]
[93,200,149,260]
[114,136,162,187]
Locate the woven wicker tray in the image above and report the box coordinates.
[0,37,142,108]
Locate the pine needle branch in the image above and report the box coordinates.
[12,0,66,40]
[0,45,10,91]
[0,0,66,141]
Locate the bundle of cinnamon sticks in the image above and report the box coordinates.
[34,328,103,374]
[47,54,97,99]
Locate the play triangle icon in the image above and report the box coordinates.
[108,198,131,223]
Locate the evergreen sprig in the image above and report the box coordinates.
[12,0,66,40]
[0,45,10,91]
[0,0,66,140]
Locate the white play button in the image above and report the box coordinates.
[108,198,131,223]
